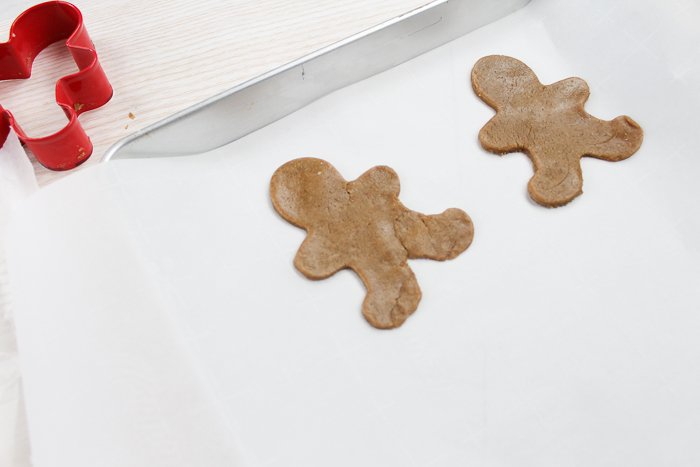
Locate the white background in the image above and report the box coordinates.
[6,0,700,465]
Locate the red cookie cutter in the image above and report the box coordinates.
[0,1,112,170]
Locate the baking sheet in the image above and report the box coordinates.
[7,0,700,465]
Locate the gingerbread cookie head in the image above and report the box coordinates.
[472,55,643,207]
[270,158,474,329]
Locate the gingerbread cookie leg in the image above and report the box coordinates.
[355,260,421,329]
[527,147,584,207]
[294,233,347,280]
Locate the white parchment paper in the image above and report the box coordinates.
[0,128,37,467]
[7,0,700,465]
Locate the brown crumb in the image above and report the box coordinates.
[128,112,135,119]
[73,103,84,112]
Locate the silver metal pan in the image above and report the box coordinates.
[103,0,530,162]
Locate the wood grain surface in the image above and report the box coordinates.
[0,0,429,187]
[0,2,428,466]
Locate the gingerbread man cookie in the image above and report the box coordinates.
[472,55,643,207]
[270,158,474,329]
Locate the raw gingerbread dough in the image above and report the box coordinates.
[270,158,474,329]
[472,55,643,207]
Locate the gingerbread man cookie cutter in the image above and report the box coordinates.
[0,1,113,170]
[270,158,474,329]
[472,55,643,207]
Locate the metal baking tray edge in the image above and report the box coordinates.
[102,0,530,162]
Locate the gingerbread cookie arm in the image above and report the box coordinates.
[547,77,591,108]
[547,78,643,162]
[351,165,401,200]
[295,233,347,280]
[394,208,474,261]
[478,114,524,155]
[579,115,644,162]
